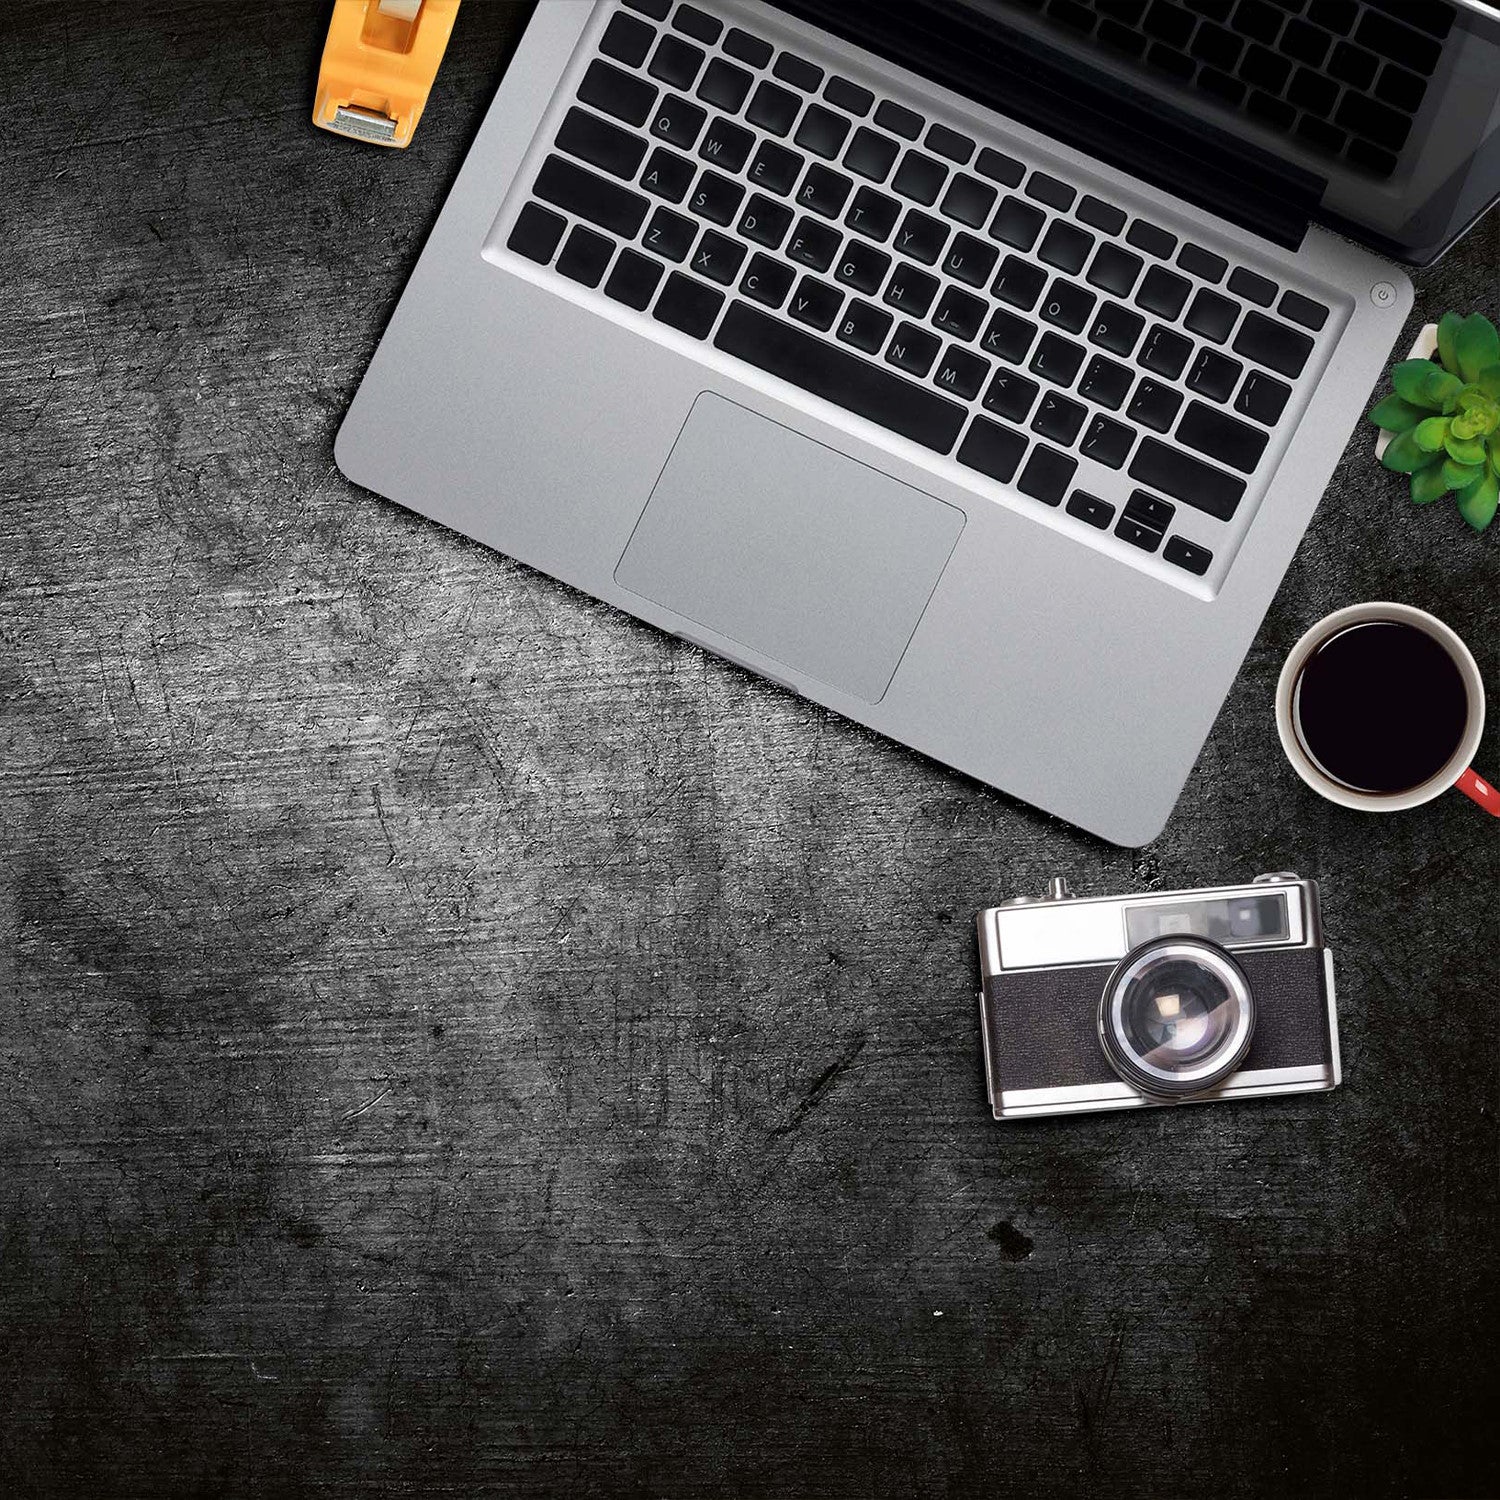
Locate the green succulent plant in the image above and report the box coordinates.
[1369,311,1500,532]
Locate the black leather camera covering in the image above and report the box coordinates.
[985,947,1332,1094]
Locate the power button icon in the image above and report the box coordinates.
[1371,282,1397,308]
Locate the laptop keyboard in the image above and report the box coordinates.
[499,0,1342,588]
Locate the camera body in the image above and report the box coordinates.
[976,874,1340,1120]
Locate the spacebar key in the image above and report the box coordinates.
[714,302,967,453]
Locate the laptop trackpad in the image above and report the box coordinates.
[615,394,965,704]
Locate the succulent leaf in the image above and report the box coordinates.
[1437,311,1463,372]
[1456,468,1499,531]
[1381,427,1431,473]
[1441,458,1483,489]
[1477,365,1500,401]
[1410,463,1450,504]
[1391,359,1442,407]
[1445,432,1486,466]
[1425,366,1466,412]
[1455,312,1500,384]
[1414,416,1450,451]
[1368,394,1429,431]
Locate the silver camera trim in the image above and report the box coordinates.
[976,875,1341,1120]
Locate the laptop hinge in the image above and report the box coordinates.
[770,0,1323,252]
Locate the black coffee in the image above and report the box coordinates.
[1293,620,1469,795]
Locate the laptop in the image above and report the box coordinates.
[335,0,1500,845]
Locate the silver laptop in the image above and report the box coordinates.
[336,0,1500,844]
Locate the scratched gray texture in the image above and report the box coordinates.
[1,2,1497,1496]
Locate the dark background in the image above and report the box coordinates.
[2,3,1497,1495]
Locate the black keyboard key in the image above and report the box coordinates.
[557,106,648,179]
[651,93,707,149]
[716,302,967,451]
[1126,218,1177,259]
[747,139,803,194]
[884,261,939,317]
[1089,300,1145,356]
[741,252,795,308]
[580,59,659,127]
[1136,265,1191,320]
[980,309,1036,364]
[724,27,774,68]
[697,57,753,113]
[1124,489,1175,531]
[892,151,948,206]
[654,270,724,336]
[941,173,998,230]
[935,345,990,399]
[789,274,844,331]
[1067,490,1115,527]
[982,367,1039,422]
[838,298,894,352]
[959,416,1029,483]
[1140,324,1192,379]
[845,127,899,182]
[1178,242,1228,283]
[641,145,695,201]
[1077,194,1127,234]
[507,202,566,264]
[1039,222,1094,276]
[644,205,696,260]
[1080,415,1135,469]
[623,0,669,18]
[648,34,704,91]
[1233,310,1313,378]
[894,208,948,265]
[688,169,744,224]
[1087,243,1143,298]
[989,196,1044,251]
[739,192,794,248]
[993,255,1047,310]
[1041,279,1095,334]
[1329,39,1378,88]
[535,154,649,238]
[1079,354,1133,410]
[674,3,721,43]
[1116,516,1163,552]
[846,185,901,241]
[600,11,656,68]
[699,117,753,173]
[887,320,942,376]
[835,240,891,295]
[1025,171,1075,211]
[796,103,852,159]
[796,162,853,217]
[1129,438,1246,519]
[747,80,801,136]
[1278,289,1329,331]
[975,147,1025,187]
[773,52,823,91]
[926,121,975,163]
[1227,266,1276,306]
[1177,400,1268,473]
[933,286,987,341]
[604,247,665,309]
[875,100,925,139]
[943,232,999,288]
[1164,535,1213,575]
[1187,348,1242,402]
[1029,331,1086,387]
[825,76,875,115]
[1234,368,1292,426]
[1017,446,1077,505]
[1184,287,1239,343]
[690,228,746,285]
[1033,391,1087,445]
[787,215,842,271]
[1126,378,1182,432]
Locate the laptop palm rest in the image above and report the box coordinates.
[615,393,965,704]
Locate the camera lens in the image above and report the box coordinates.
[1098,938,1255,1098]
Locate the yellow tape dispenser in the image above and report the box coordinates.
[313,0,462,149]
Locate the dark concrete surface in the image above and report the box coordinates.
[2,3,1497,1496]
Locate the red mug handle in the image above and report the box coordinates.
[1456,767,1500,816]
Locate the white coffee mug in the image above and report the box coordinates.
[1275,601,1497,817]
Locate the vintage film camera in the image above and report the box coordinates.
[976,874,1340,1120]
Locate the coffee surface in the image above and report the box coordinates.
[1293,621,1469,795]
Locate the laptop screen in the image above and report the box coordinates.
[772,0,1500,264]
